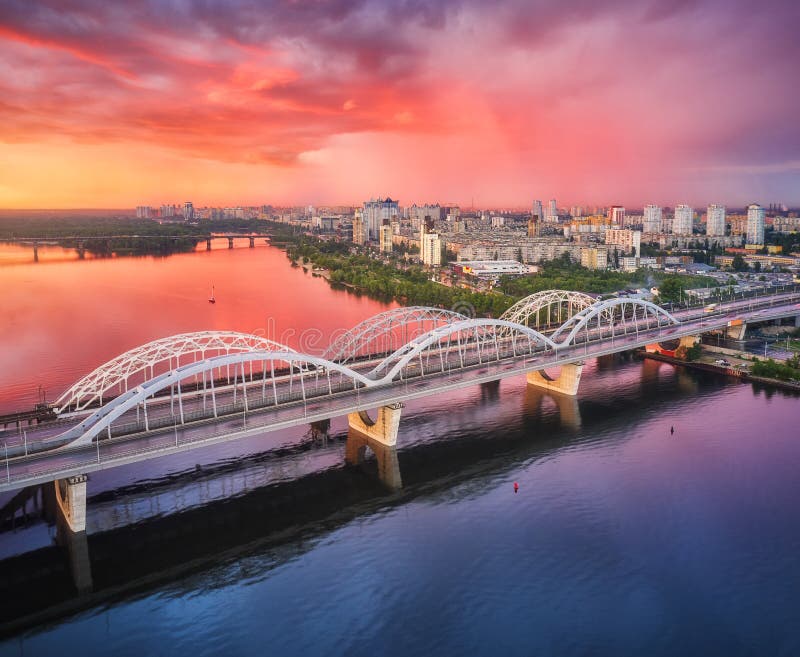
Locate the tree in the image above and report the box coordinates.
[658,276,685,302]
[516,247,523,263]
[731,254,748,272]
[753,261,762,273]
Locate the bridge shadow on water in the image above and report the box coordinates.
[0,356,759,637]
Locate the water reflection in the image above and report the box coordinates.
[523,385,582,431]
[345,429,403,492]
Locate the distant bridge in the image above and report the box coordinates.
[2,286,799,535]
[0,233,272,260]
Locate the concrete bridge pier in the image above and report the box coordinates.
[33,242,39,262]
[345,429,402,491]
[227,237,234,249]
[726,323,748,340]
[53,474,88,534]
[347,403,404,447]
[76,241,86,259]
[206,238,212,251]
[248,236,255,248]
[527,362,584,396]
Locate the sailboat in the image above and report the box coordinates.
[208,284,216,304]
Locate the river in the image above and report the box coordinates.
[0,241,799,656]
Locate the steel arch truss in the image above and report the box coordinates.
[550,298,680,346]
[500,290,599,329]
[369,319,558,382]
[322,306,467,365]
[58,351,373,448]
[54,331,295,413]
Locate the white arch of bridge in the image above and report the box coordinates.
[58,350,374,448]
[322,306,467,365]
[370,318,559,381]
[53,331,294,413]
[499,289,599,329]
[550,298,680,345]
[51,294,686,449]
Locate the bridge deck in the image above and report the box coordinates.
[1,291,798,492]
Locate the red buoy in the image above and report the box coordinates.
[514,482,519,493]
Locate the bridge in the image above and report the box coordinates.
[1,233,271,260]
[2,287,799,535]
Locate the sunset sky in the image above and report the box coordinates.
[1,0,798,209]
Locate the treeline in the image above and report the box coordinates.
[0,216,198,239]
[0,215,274,239]
[286,238,515,316]
[751,356,800,382]
[497,254,716,298]
[82,236,200,256]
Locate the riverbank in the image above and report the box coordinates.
[640,351,800,393]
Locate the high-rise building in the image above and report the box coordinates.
[706,204,726,237]
[352,210,366,245]
[643,205,662,233]
[746,203,765,245]
[527,215,540,238]
[136,206,152,219]
[183,201,194,221]
[408,203,443,229]
[379,220,393,253]
[422,232,442,266]
[532,200,544,221]
[160,204,175,218]
[547,199,558,222]
[672,205,694,235]
[580,247,608,271]
[608,206,625,226]
[362,198,399,240]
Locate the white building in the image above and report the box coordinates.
[608,206,625,226]
[672,205,694,235]
[136,206,152,219]
[455,260,534,279]
[643,205,662,233]
[407,203,442,229]
[605,228,641,256]
[379,222,393,253]
[706,204,726,237]
[547,199,558,222]
[160,204,175,218]
[362,198,399,240]
[352,210,366,245]
[183,201,194,222]
[580,247,608,270]
[532,200,544,221]
[746,203,765,245]
[422,232,442,266]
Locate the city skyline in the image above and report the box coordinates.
[1,0,799,209]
